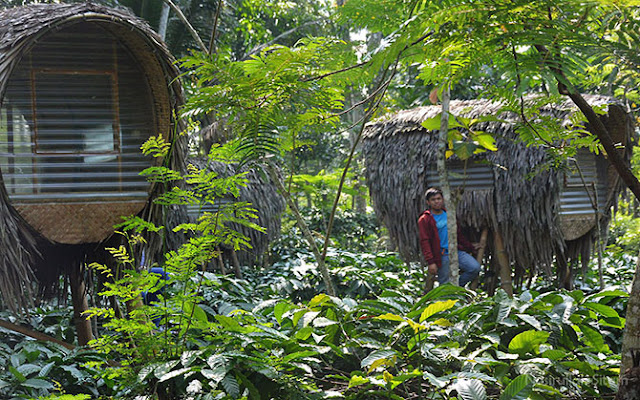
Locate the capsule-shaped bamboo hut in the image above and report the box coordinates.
[362,95,633,291]
[0,3,183,332]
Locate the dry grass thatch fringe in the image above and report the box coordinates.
[0,2,184,312]
[362,95,633,278]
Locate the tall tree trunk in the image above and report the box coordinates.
[436,83,459,285]
[158,2,170,41]
[620,250,640,376]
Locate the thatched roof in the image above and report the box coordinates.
[185,158,285,266]
[0,2,185,311]
[362,95,633,274]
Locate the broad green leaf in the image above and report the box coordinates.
[452,142,478,160]
[302,311,321,327]
[583,302,620,319]
[183,302,208,324]
[282,350,318,363]
[295,326,313,340]
[38,362,55,378]
[8,366,25,382]
[221,374,240,397]
[153,360,180,379]
[515,314,542,330]
[158,367,192,383]
[215,315,243,332]
[421,114,463,131]
[313,317,338,327]
[274,302,292,324]
[600,316,625,328]
[348,375,370,388]
[474,132,497,151]
[21,378,55,390]
[542,349,567,361]
[423,371,447,388]
[499,374,532,400]
[421,284,469,301]
[561,360,595,376]
[455,378,487,400]
[309,294,331,308]
[420,300,457,322]
[508,330,550,355]
[584,290,628,300]
[201,367,227,384]
[361,349,396,369]
[580,324,609,352]
[17,363,41,377]
[375,313,405,322]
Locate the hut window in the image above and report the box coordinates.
[0,22,156,202]
[33,72,118,156]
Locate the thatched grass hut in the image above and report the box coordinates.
[0,3,184,335]
[362,95,633,289]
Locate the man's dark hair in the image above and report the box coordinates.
[425,187,443,200]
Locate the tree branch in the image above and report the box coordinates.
[162,0,208,54]
[535,44,640,201]
[0,319,76,350]
[208,0,224,55]
[245,19,325,58]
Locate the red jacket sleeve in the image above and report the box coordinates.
[456,225,474,254]
[418,213,438,265]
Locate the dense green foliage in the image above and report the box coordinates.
[3,0,640,399]
[0,245,632,398]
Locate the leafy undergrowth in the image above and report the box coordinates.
[0,251,628,399]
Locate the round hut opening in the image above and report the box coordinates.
[0,20,171,244]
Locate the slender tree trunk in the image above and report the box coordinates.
[70,264,93,346]
[231,249,242,279]
[436,83,459,285]
[266,164,336,296]
[620,250,640,376]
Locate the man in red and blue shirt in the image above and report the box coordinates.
[418,187,480,286]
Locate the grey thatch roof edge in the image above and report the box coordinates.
[361,95,633,274]
[0,2,185,312]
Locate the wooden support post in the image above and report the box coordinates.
[493,230,513,297]
[469,228,489,291]
[231,249,242,279]
[69,263,94,346]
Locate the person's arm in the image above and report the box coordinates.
[418,215,438,268]
[456,225,475,254]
